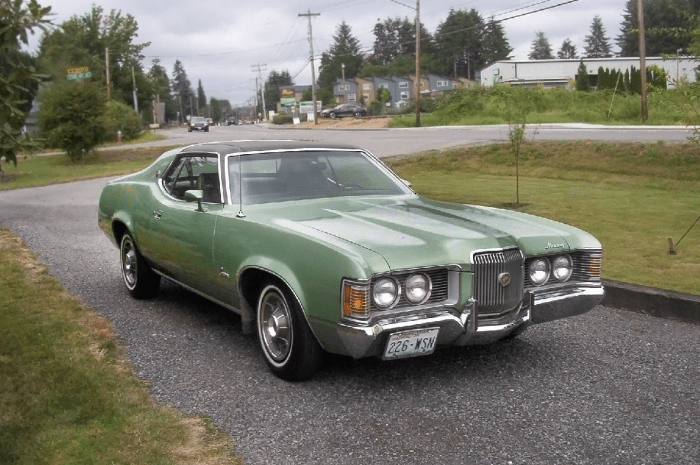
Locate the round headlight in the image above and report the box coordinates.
[552,255,573,282]
[373,278,399,308]
[405,273,431,304]
[529,258,550,286]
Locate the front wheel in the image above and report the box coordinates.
[257,283,322,381]
[329,112,337,119]
[354,111,362,117]
[120,232,160,299]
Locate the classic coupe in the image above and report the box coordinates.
[98,141,604,381]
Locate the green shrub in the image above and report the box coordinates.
[272,114,293,125]
[38,81,106,161]
[100,100,142,142]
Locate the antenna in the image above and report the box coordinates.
[236,149,245,218]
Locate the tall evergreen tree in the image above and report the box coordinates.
[528,31,554,60]
[616,0,699,56]
[433,9,485,79]
[197,79,206,114]
[481,17,513,65]
[171,60,194,118]
[584,15,613,57]
[557,38,578,59]
[148,58,177,122]
[318,22,364,92]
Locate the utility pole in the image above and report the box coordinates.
[254,77,259,122]
[637,0,648,122]
[251,63,267,121]
[414,0,421,127]
[299,9,320,125]
[131,65,138,113]
[105,47,110,100]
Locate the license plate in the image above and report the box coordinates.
[383,328,439,360]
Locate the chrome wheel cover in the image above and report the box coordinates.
[259,288,293,363]
[121,238,137,289]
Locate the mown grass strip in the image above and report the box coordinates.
[0,230,242,464]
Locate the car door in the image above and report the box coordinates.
[142,153,224,296]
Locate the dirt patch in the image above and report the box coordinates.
[286,116,392,130]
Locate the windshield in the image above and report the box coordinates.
[227,150,410,205]
[191,117,206,123]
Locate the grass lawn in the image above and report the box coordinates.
[0,230,242,464]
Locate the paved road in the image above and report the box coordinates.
[126,122,695,158]
[3,127,699,464]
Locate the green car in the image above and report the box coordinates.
[98,141,604,381]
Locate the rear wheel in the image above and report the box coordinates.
[329,112,337,119]
[257,283,322,381]
[120,232,160,299]
[354,111,362,117]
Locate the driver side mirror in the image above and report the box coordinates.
[184,189,205,212]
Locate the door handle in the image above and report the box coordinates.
[152,210,163,219]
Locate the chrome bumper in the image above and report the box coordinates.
[336,284,604,359]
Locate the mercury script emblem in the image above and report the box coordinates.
[545,242,565,250]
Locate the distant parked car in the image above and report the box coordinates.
[321,103,367,119]
[98,140,604,381]
[206,118,213,126]
[188,116,209,132]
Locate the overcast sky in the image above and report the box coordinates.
[27,0,628,106]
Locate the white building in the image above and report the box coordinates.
[478,57,699,89]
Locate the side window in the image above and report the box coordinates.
[162,155,221,203]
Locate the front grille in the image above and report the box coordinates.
[524,250,602,288]
[473,249,524,316]
[370,268,449,312]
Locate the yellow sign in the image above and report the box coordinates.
[281,88,294,98]
[67,66,89,75]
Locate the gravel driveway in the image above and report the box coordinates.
[1,176,698,465]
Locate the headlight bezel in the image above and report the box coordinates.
[551,254,574,282]
[404,273,432,305]
[528,258,551,286]
[372,277,400,309]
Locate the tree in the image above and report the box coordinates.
[481,17,513,65]
[370,16,435,66]
[318,22,364,92]
[616,0,700,56]
[0,0,51,173]
[584,15,613,57]
[557,38,578,59]
[264,70,294,112]
[171,60,194,118]
[197,79,206,115]
[148,58,177,123]
[37,6,150,108]
[528,31,554,60]
[575,60,591,91]
[433,9,485,79]
[38,80,106,161]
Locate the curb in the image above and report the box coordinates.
[601,279,700,325]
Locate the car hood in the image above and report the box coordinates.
[253,196,600,272]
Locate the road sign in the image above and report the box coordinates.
[66,72,92,81]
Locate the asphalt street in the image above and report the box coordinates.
[1,126,699,464]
